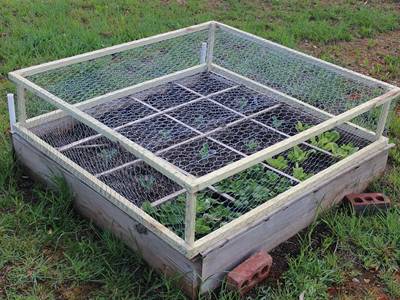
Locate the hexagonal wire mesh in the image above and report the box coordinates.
[13,22,398,248]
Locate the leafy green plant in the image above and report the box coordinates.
[266,155,288,170]
[292,165,313,181]
[97,148,118,162]
[245,139,259,152]
[295,121,313,132]
[310,130,340,149]
[237,96,248,109]
[159,129,172,140]
[287,146,315,164]
[138,175,156,191]
[194,115,204,125]
[142,193,239,238]
[331,143,359,159]
[195,218,211,235]
[272,116,283,128]
[198,143,210,160]
[216,165,293,210]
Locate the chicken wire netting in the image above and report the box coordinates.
[27,69,376,240]
[25,29,209,105]
[15,22,396,243]
[212,26,391,131]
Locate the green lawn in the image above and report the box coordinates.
[1,1,400,299]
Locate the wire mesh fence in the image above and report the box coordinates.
[12,22,398,250]
[28,68,378,240]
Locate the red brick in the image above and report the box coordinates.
[344,193,390,215]
[227,250,272,296]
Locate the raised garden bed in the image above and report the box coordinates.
[8,22,399,298]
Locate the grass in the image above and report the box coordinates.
[1,0,400,299]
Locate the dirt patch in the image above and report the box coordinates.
[299,30,400,86]
[327,268,391,300]
[57,283,100,300]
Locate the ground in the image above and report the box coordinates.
[1,1,400,299]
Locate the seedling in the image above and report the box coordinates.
[198,143,216,160]
[245,139,259,152]
[295,121,313,132]
[292,165,313,181]
[138,174,156,191]
[194,115,205,125]
[159,129,172,140]
[97,148,118,162]
[287,146,315,164]
[271,116,283,128]
[237,96,249,109]
[266,155,288,170]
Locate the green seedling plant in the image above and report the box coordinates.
[295,121,313,132]
[237,96,249,109]
[245,139,259,152]
[194,115,204,126]
[287,146,315,164]
[142,193,240,238]
[97,148,118,162]
[159,129,172,140]
[299,122,359,159]
[216,165,293,211]
[271,116,284,128]
[292,164,313,181]
[198,143,217,160]
[266,155,288,170]
[138,174,156,191]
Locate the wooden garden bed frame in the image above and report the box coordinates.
[8,21,400,263]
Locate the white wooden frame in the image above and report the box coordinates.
[8,21,400,258]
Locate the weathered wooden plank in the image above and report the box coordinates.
[12,133,202,298]
[200,146,389,293]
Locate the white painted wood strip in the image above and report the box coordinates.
[375,101,391,139]
[13,22,212,77]
[17,85,27,122]
[9,72,196,190]
[215,22,397,90]
[188,138,388,257]
[211,64,378,140]
[200,42,207,64]
[185,192,197,246]
[151,189,186,207]
[191,86,399,192]
[206,22,216,69]
[7,94,16,131]
[13,123,191,256]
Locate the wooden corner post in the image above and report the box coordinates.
[185,191,197,246]
[375,100,391,139]
[16,84,27,123]
[206,22,216,70]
